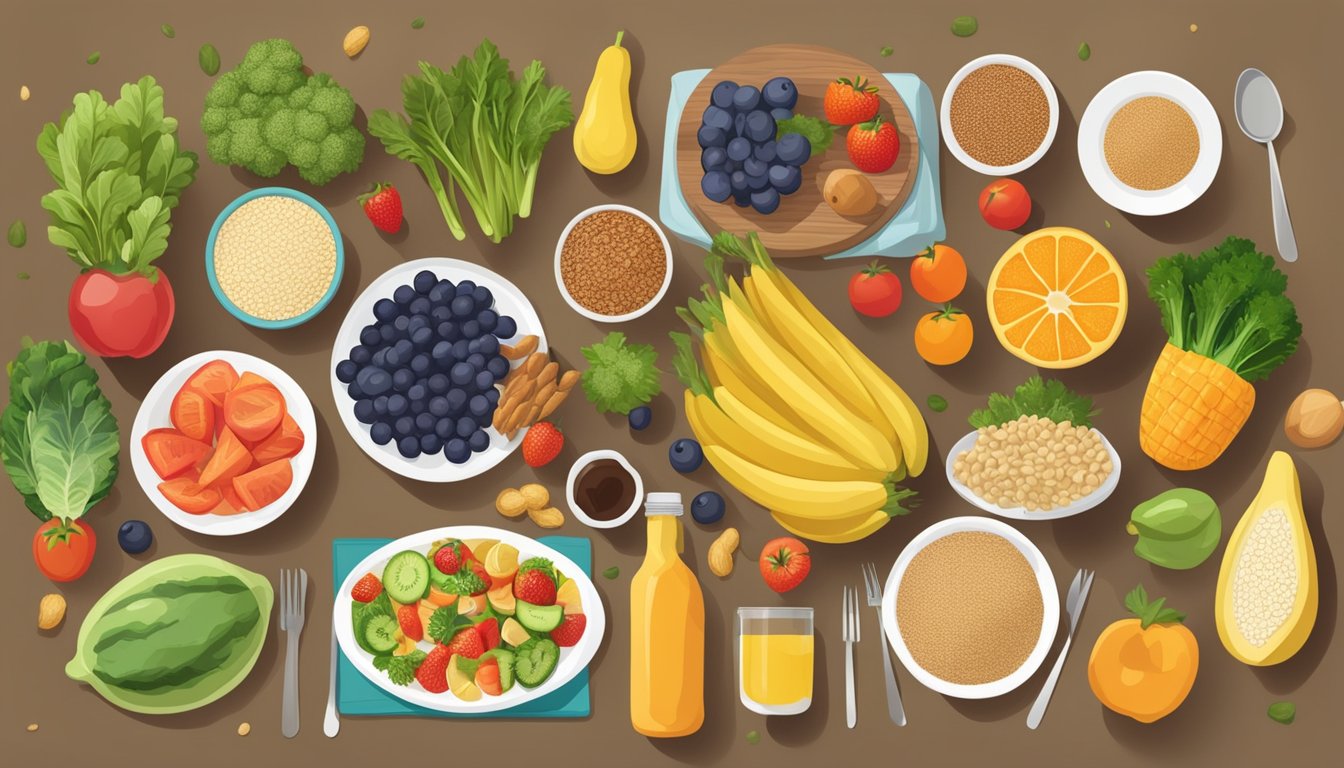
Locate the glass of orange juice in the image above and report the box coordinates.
[737,607,814,715]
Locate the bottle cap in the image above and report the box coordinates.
[644,492,683,516]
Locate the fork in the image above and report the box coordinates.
[279,568,308,739]
[1027,567,1095,729]
[842,584,861,729]
[862,563,906,726]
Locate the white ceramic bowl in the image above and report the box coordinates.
[334,525,605,714]
[565,450,644,529]
[554,204,673,323]
[329,258,546,483]
[130,351,316,536]
[940,54,1060,176]
[944,427,1122,521]
[881,516,1059,699]
[1077,71,1222,215]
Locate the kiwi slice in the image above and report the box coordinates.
[382,550,431,604]
[513,638,558,688]
[363,614,400,654]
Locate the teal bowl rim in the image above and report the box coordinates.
[205,186,345,330]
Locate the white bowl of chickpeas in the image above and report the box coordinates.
[945,414,1121,521]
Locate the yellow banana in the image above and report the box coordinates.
[720,296,899,470]
[771,508,892,544]
[741,275,782,340]
[702,328,811,440]
[762,267,929,476]
[702,444,894,520]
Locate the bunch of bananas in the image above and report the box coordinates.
[670,232,929,543]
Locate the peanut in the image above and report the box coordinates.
[528,506,565,529]
[237,722,251,737]
[519,483,550,510]
[708,527,740,577]
[27,723,38,732]
[38,593,66,630]
[20,85,31,101]
[342,26,370,58]
[495,488,528,518]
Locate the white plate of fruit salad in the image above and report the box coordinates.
[335,525,603,713]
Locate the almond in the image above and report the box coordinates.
[519,483,550,510]
[495,488,528,518]
[38,593,66,630]
[707,527,740,578]
[528,506,565,529]
[342,26,370,58]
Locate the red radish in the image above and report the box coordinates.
[68,269,175,358]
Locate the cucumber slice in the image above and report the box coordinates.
[382,550,431,604]
[514,638,558,688]
[363,614,400,654]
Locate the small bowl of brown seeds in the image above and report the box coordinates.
[554,205,673,323]
[941,54,1060,176]
[206,187,344,329]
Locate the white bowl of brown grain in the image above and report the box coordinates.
[555,204,673,324]
[940,54,1060,176]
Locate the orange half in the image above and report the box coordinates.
[986,227,1128,368]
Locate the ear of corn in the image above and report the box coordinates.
[1140,343,1255,470]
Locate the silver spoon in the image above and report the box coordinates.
[1234,68,1297,262]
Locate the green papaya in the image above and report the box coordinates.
[67,554,272,714]
[1127,488,1221,569]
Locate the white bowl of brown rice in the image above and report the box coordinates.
[555,204,673,323]
[206,187,343,329]
[940,54,1060,176]
[881,516,1059,699]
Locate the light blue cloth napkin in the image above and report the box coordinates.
[659,70,945,260]
[333,536,591,718]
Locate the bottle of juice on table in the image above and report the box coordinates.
[630,492,704,737]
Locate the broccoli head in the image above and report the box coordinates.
[201,39,364,185]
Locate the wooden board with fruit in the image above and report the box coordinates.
[677,44,920,258]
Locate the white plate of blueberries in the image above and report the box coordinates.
[330,258,546,482]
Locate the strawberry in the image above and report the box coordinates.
[475,658,503,696]
[469,562,492,596]
[846,116,900,173]
[445,626,484,659]
[521,421,564,467]
[350,572,382,603]
[475,617,501,651]
[415,644,451,693]
[759,537,812,593]
[359,182,403,234]
[824,77,880,126]
[549,614,587,648]
[514,567,557,607]
[397,603,424,642]
[433,539,467,575]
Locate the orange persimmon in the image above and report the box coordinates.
[1088,585,1198,724]
[184,359,239,407]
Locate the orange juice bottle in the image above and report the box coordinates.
[630,492,704,737]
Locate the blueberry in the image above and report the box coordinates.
[410,397,427,415]
[733,189,752,208]
[335,359,358,383]
[690,491,727,524]
[428,282,453,305]
[393,284,416,306]
[753,140,777,164]
[456,419,476,438]
[478,336,500,356]
[373,298,400,323]
[432,340,453,365]
[407,382,427,402]
[669,438,705,473]
[477,310,498,333]
[769,164,802,195]
[711,81,739,109]
[751,187,781,214]
[762,76,798,110]
[360,325,381,347]
[484,387,501,405]
[452,339,471,360]
[460,319,480,339]
[415,412,437,433]
[437,321,459,341]
[471,285,493,309]
[373,395,390,416]
[743,110,776,143]
[356,366,391,396]
[731,84,761,112]
[628,405,652,431]
[776,132,811,165]
[475,370,495,391]
[394,314,412,333]
[730,170,749,193]
[117,520,153,555]
[445,389,467,415]
[429,396,450,417]
[495,316,517,339]
[486,355,510,379]
[353,398,376,424]
[450,362,475,386]
[770,107,793,123]
[413,269,437,294]
[468,429,490,452]
[379,324,399,344]
[431,305,453,323]
[455,280,477,297]
[733,112,747,138]
[725,159,742,174]
[746,173,769,192]
[394,338,414,360]
[411,353,431,376]
[394,415,415,436]
[444,438,470,464]
[702,104,733,132]
[427,374,450,395]
[387,394,408,416]
[468,394,490,418]
[702,147,728,173]
[449,295,474,319]
[411,326,434,349]
[743,157,767,178]
[370,421,393,445]
[370,347,390,370]
[435,417,455,439]
[420,433,443,455]
[466,353,485,370]
[349,345,373,366]
[726,136,752,162]
[397,435,421,458]
[702,171,731,203]
[408,296,431,317]
[697,125,726,149]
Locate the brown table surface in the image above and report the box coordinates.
[2,1,1340,766]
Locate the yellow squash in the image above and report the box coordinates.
[1214,451,1318,665]
[573,31,636,174]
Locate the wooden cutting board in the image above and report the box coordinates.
[676,44,920,259]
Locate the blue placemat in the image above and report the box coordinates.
[659,69,945,260]
[333,536,591,718]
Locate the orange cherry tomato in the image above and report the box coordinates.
[910,244,968,303]
[914,304,974,365]
[33,518,96,582]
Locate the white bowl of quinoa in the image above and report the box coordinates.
[554,204,673,323]
[206,187,344,329]
[940,54,1059,176]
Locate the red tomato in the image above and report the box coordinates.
[141,428,213,480]
[33,518,96,582]
[184,359,239,407]
[978,180,1032,230]
[158,478,222,515]
[170,388,215,443]
[848,261,903,317]
[251,413,305,464]
[224,379,286,442]
[68,268,175,358]
[232,459,293,510]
